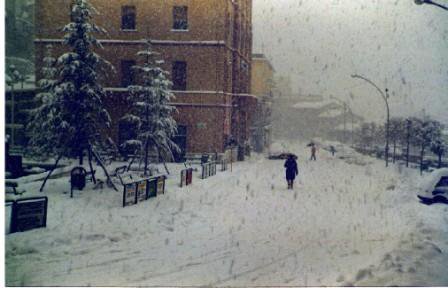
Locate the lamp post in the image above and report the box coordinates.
[406,118,412,168]
[351,74,390,167]
[414,0,448,11]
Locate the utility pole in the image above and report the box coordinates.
[343,102,347,144]
[406,119,411,168]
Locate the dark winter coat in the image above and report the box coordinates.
[284,158,298,180]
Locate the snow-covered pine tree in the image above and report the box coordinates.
[29,0,118,191]
[28,44,63,158]
[28,44,72,191]
[56,0,113,165]
[120,40,179,175]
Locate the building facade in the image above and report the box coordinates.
[35,0,256,158]
[250,53,274,152]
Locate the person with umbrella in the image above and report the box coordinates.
[284,154,299,189]
[307,143,317,161]
[330,145,336,157]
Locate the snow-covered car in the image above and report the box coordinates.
[417,168,448,205]
[268,152,298,160]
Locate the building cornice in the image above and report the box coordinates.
[106,87,257,99]
[35,38,251,63]
[35,38,226,46]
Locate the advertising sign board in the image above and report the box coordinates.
[123,183,137,207]
[12,197,48,233]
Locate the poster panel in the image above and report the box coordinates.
[157,176,165,195]
[180,169,187,187]
[13,197,48,232]
[147,179,157,198]
[137,180,148,202]
[123,183,137,207]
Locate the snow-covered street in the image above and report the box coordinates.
[5,142,448,286]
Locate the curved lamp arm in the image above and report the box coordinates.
[415,0,448,11]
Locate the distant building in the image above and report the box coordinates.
[285,94,363,143]
[5,76,37,149]
[250,53,274,152]
[35,0,256,159]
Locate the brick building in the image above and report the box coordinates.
[250,53,274,152]
[35,0,256,159]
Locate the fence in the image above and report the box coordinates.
[201,162,217,179]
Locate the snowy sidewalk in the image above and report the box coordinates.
[5,143,448,286]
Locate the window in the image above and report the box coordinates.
[172,61,187,90]
[121,60,136,87]
[122,6,136,30]
[173,6,188,30]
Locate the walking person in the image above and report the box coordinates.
[310,144,317,161]
[284,154,298,189]
[330,145,336,157]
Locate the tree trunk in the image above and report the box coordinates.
[406,141,410,168]
[88,147,96,184]
[79,148,83,166]
[393,139,397,163]
[420,144,425,175]
[438,153,443,169]
[91,148,118,191]
[126,155,136,172]
[40,154,63,192]
[144,139,149,176]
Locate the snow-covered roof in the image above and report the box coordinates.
[293,99,337,110]
[318,109,343,118]
[334,122,361,131]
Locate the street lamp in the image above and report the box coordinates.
[351,74,391,167]
[414,0,448,11]
[405,118,412,168]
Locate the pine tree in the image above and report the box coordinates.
[120,40,179,175]
[28,0,117,191]
[56,0,113,165]
[28,44,62,158]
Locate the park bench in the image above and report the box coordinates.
[5,181,25,195]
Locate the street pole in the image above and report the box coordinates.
[385,89,390,167]
[343,103,347,144]
[406,119,411,168]
[351,74,390,167]
[11,84,15,147]
[351,111,354,148]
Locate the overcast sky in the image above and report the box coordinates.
[253,0,448,124]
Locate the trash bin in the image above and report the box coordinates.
[71,167,87,193]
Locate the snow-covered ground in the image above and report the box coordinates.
[5,141,448,286]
